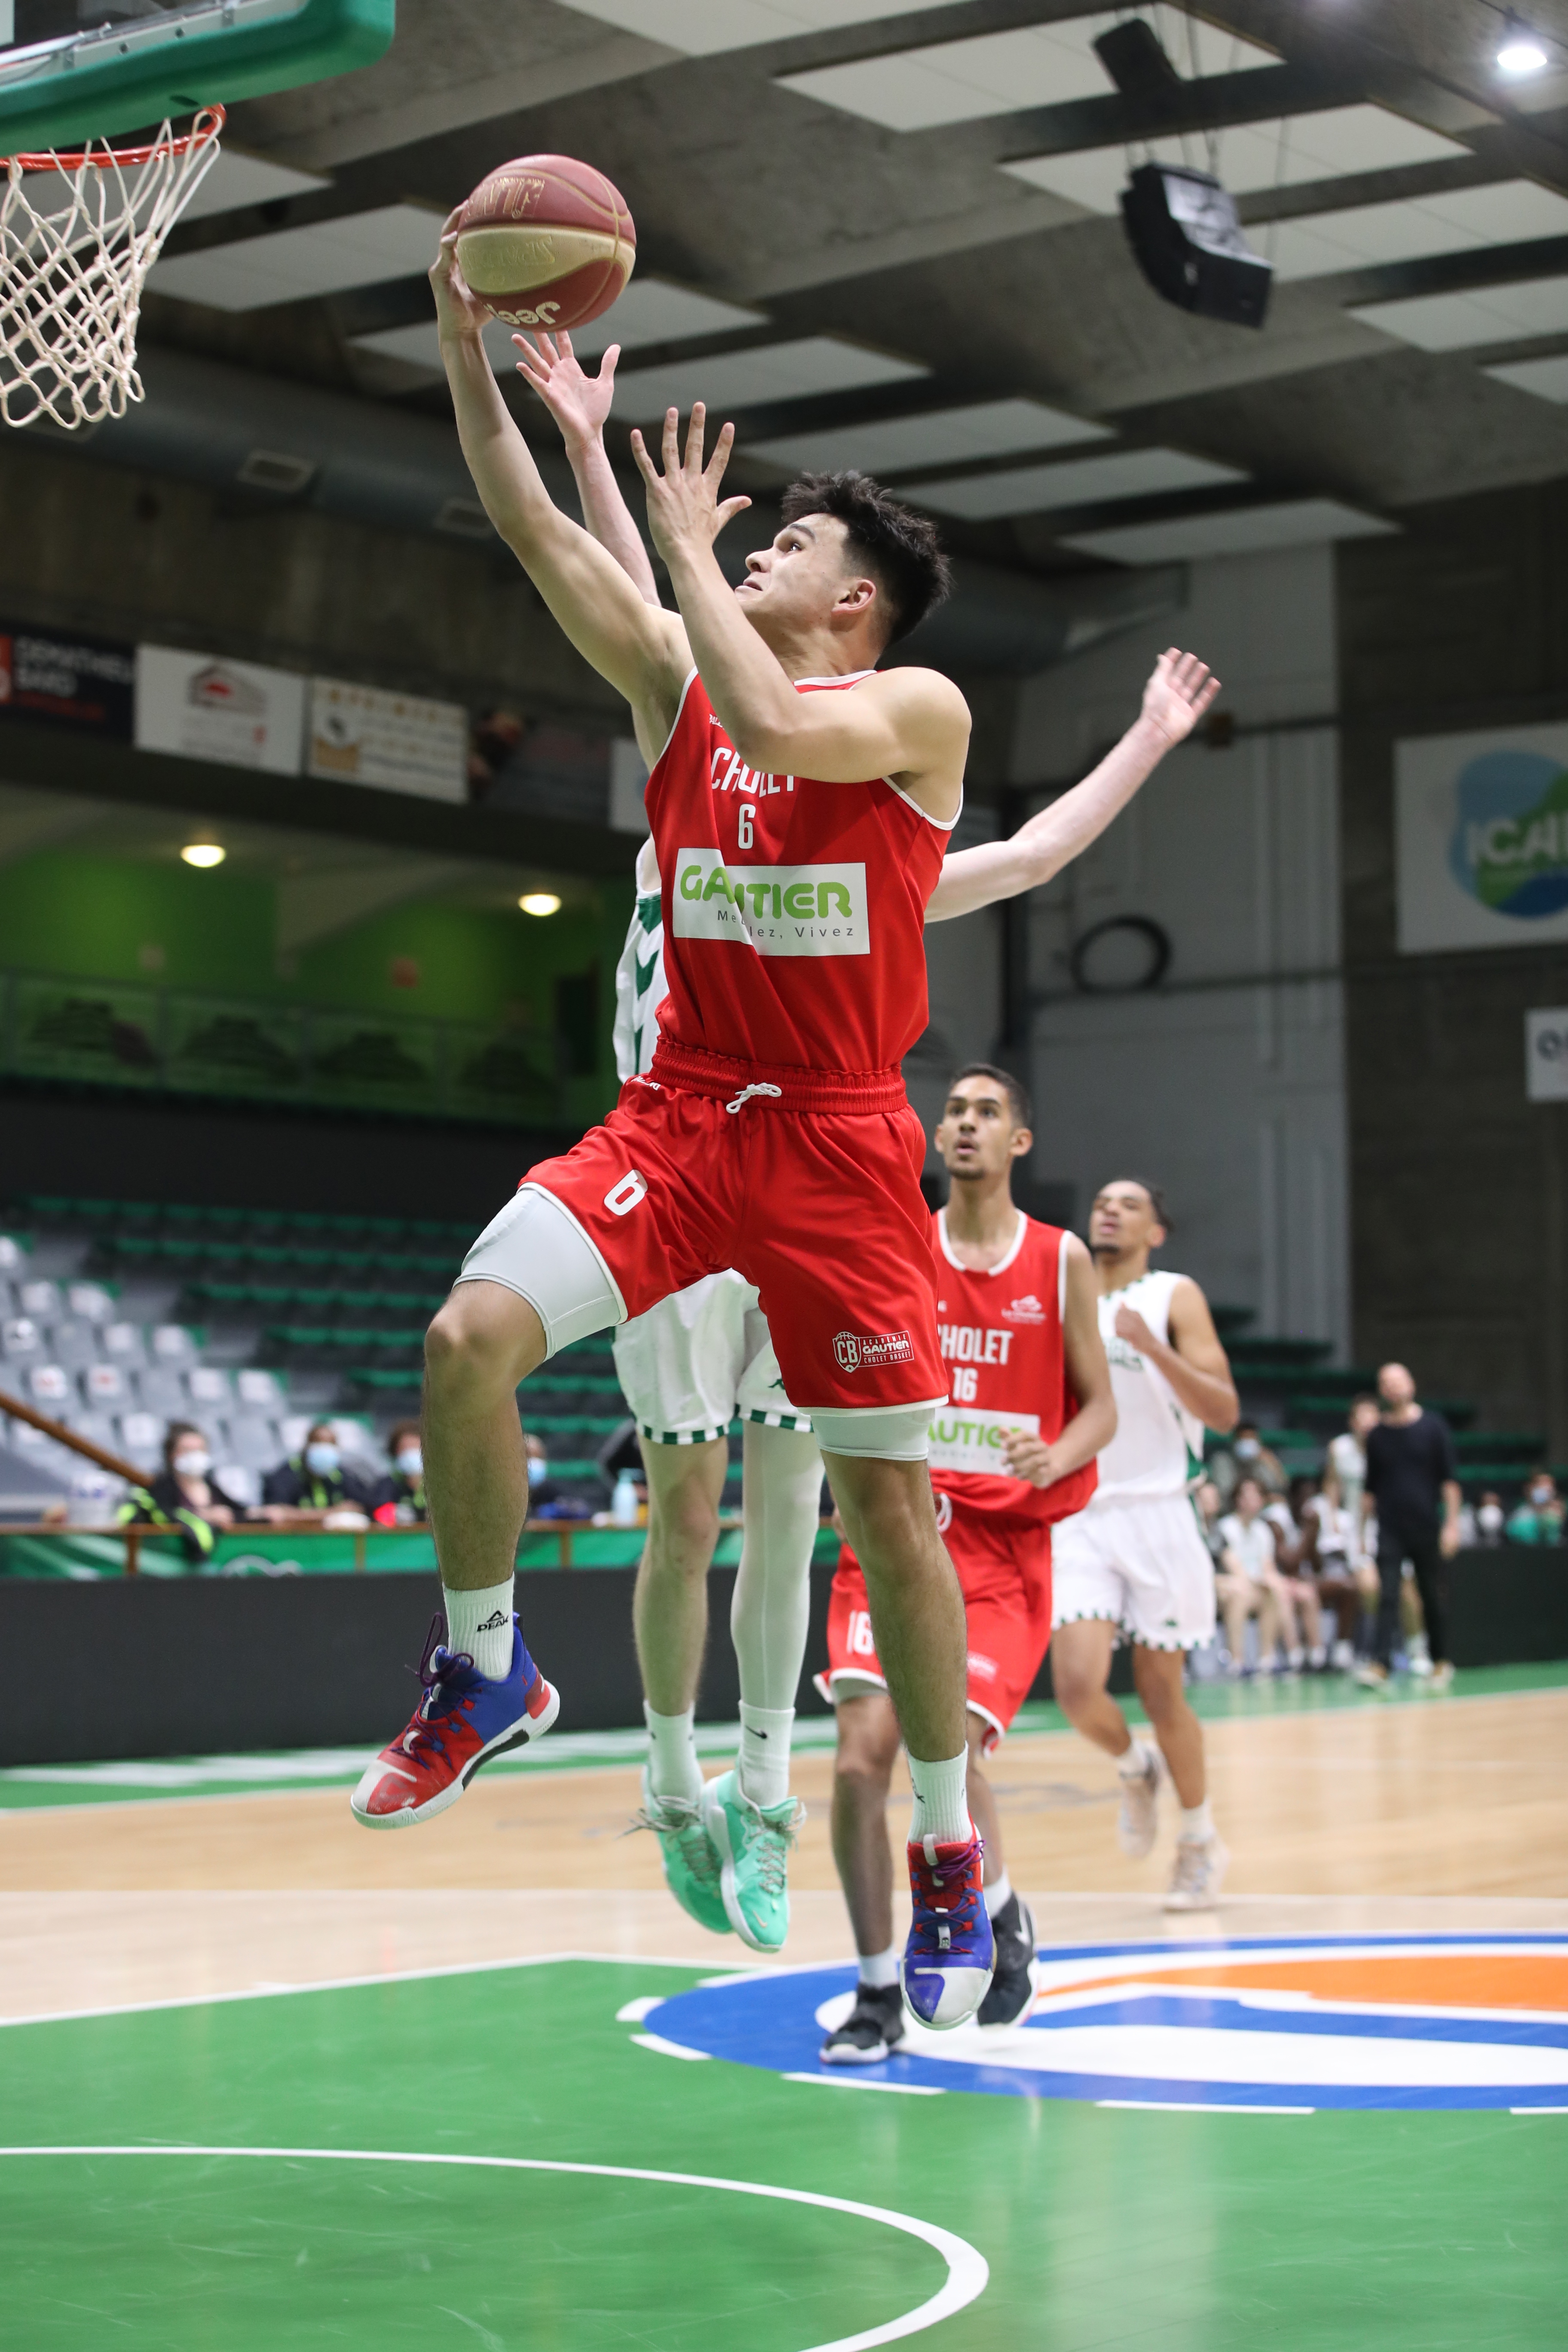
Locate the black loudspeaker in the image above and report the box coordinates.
[1121,162,1273,329]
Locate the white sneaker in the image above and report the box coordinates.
[1115,1743,1165,1858]
[1163,1832,1229,1911]
[1308,1645,1327,1670]
[1285,1646,1305,1674]
[1429,1660,1456,1694]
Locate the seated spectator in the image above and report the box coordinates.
[1260,1478,1326,1671]
[1299,1472,1377,1662]
[1507,1471,1565,1546]
[526,1432,562,1510]
[259,1420,377,1517]
[1215,1474,1283,1675]
[1475,1490,1507,1545]
[1211,1420,1288,1505]
[119,1420,250,1565]
[1196,1477,1226,1565]
[372,1420,427,1524]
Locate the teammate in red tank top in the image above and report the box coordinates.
[361,228,998,2033]
[818,1066,1115,2058]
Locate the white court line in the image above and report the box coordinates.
[0,1950,751,2033]
[1510,2106,1568,2114]
[631,2031,711,2061]
[784,2073,943,2096]
[1097,2099,1314,2114]
[0,2146,989,2352]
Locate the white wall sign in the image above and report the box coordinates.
[1527,1007,1568,1102]
[1396,723,1568,953]
[135,645,305,773]
[306,678,467,802]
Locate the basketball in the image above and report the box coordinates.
[453,153,635,332]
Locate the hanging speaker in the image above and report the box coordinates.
[1121,162,1273,329]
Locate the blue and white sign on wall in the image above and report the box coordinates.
[1397,723,1568,953]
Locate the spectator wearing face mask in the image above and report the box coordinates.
[373,1421,427,1524]
[1475,1491,1506,1545]
[1213,1420,1287,1505]
[260,1420,377,1515]
[525,1433,563,1510]
[1507,1472,1565,1545]
[119,1420,251,1564]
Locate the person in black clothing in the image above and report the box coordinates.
[1358,1362,1461,1691]
[372,1420,429,1523]
[119,1420,251,1566]
[260,1419,377,1516]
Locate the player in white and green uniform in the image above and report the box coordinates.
[524,323,1220,1954]
[1050,1179,1241,1910]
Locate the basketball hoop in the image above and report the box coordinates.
[0,103,224,432]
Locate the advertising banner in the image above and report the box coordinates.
[1396,724,1568,953]
[0,623,135,736]
[135,645,306,773]
[307,677,467,802]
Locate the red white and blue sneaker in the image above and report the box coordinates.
[900,1830,994,2029]
[350,1613,558,1829]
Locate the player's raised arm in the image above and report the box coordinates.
[631,406,969,818]
[511,330,662,607]
[926,651,1220,923]
[432,224,683,744]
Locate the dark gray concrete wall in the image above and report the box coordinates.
[1339,485,1568,1454]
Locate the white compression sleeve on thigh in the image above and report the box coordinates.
[732,1427,821,1804]
[812,1400,942,1461]
[455,1182,623,1356]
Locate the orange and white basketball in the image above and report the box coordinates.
[454,153,635,333]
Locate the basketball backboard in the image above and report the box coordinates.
[0,0,395,154]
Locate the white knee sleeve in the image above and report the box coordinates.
[732,1425,822,1713]
[811,1400,941,1462]
[455,1182,623,1357]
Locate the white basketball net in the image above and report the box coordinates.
[0,106,223,432]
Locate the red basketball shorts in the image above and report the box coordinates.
[521,1040,946,1415]
[817,1491,1054,1751]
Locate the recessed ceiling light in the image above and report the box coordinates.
[1498,16,1550,74]
[181,842,226,868]
[519,892,562,917]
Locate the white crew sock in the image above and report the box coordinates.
[858,1942,900,1990]
[1179,1799,1214,1844]
[644,1702,703,1808]
[442,1577,514,1681]
[1117,1737,1158,1780]
[738,1703,793,1810]
[983,1868,1013,1918]
[908,1749,972,1847]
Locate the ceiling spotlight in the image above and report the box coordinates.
[1498,15,1550,74]
[180,842,226,868]
[518,891,562,917]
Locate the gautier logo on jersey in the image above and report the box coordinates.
[928,1406,1041,1477]
[833,1330,914,1372]
[1004,1293,1047,1325]
[673,850,869,958]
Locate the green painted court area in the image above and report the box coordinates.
[3,1956,1563,2351]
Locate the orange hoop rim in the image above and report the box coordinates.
[1,102,225,175]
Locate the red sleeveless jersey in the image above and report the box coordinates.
[928,1209,1097,1526]
[644,667,956,1072]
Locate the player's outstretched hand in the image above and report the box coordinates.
[630,401,751,565]
[1141,649,1221,747]
[430,210,491,343]
[512,330,619,450]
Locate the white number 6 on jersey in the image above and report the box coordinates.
[737,801,754,851]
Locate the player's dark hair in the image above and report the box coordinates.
[781,470,952,646]
[949,1061,1032,1129]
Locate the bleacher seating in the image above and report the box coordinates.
[0,1194,744,1518]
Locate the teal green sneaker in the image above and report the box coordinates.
[703,1768,804,1955]
[631,1770,730,1937]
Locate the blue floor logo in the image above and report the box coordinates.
[644,1936,1568,2111]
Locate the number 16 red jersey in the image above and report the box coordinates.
[929,1209,1096,1526]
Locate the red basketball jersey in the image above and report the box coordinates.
[644,668,956,1072]
[929,1209,1097,1526]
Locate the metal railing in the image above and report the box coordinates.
[0,965,570,1127]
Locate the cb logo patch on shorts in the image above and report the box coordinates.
[833,1329,914,1372]
[604,1169,647,1217]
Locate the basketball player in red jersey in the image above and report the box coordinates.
[354,220,989,2026]
[818,1066,1115,2061]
